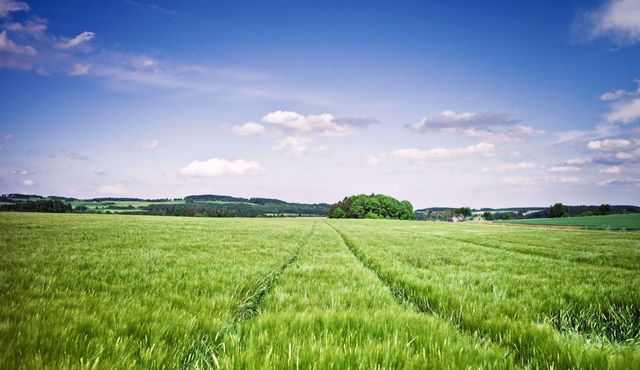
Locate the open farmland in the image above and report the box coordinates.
[497,213,640,230]
[1,213,639,369]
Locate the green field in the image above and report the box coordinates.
[1,213,639,369]
[497,213,640,230]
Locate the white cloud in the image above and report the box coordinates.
[597,178,640,187]
[179,157,264,177]
[22,179,33,186]
[554,123,620,144]
[56,31,95,49]
[230,122,266,136]
[548,166,581,173]
[0,0,28,17]
[578,0,640,46]
[4,133,13,139]
[262,110,362,138]
[600,89,628,101]
[391,142,496,160]
[94,167,107,176]
[482,162,536,173]
[272,136,310,158]
[69,63,91,76]
[599,166,622,174]
[587,139,633,150]
[0,30,35,55]
[606,98,640,123]
[98,182,127,195]
[366,155,381,166]
[3,17,47,36]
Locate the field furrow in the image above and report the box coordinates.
[218,221,515,369]
[0,213,313,369]
[329,220,640,369]
[181,221,317,368]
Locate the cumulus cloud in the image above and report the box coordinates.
[0,30,36,55]
[576,0,640,46]
[230,122,266,136]
[262,110,367,138]
[94,166,108,176]
[272,136,311,158]
[56,31,94,49]
[599,166,622,174]
[482,162,536,173]
[98,182,127,195]
[232,110,377,157]
[391,142,496,161]
[22,179,33,186]
[0,0,28,17]
[179,157,264,177]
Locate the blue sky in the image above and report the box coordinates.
[1,0,639,207]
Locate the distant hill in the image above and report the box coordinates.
[416,205,640,221]
[0,193,330,217]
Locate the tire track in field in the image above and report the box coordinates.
[180,221,317,369]
[326,221,577,370]
[351,222,636,272]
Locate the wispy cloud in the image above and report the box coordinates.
[574,0,640,47]
[391,142,496,161]
[55,31,94,49]
[0,0,28,18]
[129,139,159,151]
[408,110,543,142]
[482,162,536,173]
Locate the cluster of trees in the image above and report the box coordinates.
[550,203,612,218]
[453,207,472,217]
[549,203,570,218]
[328,194,414,220]
[0,199,72,213]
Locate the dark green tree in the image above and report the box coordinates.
[549,203,569,218]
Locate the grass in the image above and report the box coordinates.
[1,212,639,369]
[497,213,640,230]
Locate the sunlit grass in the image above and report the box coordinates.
[1,213,638,368]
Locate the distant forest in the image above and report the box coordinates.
[2,193,639,220]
